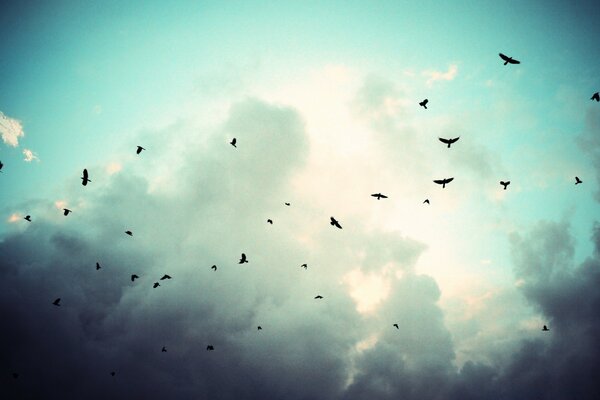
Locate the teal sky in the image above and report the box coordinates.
[2,1,600,398]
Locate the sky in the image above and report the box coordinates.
[2,1,600,399]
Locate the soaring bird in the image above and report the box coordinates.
[285,202,291,206]
[63,208,72,216]
[330,217,342,229]
[161,346,167,352]
[136,146,145,154]
[131,274,139,282]
[12,372,18,379]
[419,99,429,109]
[160,274,172,280]
[0,161,3,172]
[125,230,133,236]
[267,219,273,224]
[433,177,454,188]
[371,193,388,200]
[239,253,248,264]
[230,138,237,147]
[81,169,91,186]
[110,372,116,377]
[301,263,307,269]
[438,137,460,148]
[542,325,549,331]
[575,176,582,185]
[96,262,101,270]
[153,282,160,288]
[52,298,61,306]
[314,295,324,299]
[591,92,599,102]
[257,326,262,330]
[500,181,510,190]
[423,199,430,204]
[24,215,32,222]
[393,323,399,329]
[499,53,520,65]
[211,265,217,271]
[206,345,214,351]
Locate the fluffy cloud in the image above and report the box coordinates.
[423,64,458,86]
[22,148,39,162]
[0,111,24,147]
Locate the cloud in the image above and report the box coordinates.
[0,111,24,147]
[423,64,458,86]
[22,148,39,162]
[577,108,600,201]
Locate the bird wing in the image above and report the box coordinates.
[508,58,520,64]
[334,221,342,228]
[433,179,445,185]
[83,169,88,179]
[499,53,509,61]
[438,137,450,144]
[380,194,388,198]
[444,177,454,184]
[449,137,460,144]
[371,193,380,198]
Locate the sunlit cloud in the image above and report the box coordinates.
[423,64,458,86]
[343,268,391,314]
[0,111,24,147]
[106,162,122,174]
[22,148,39,162]
[7,213,20,223]
[55,200,67,210]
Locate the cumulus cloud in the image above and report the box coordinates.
[0,111,24,147]
[22,148,39,162]
[423,64,458,86]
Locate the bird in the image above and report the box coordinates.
[136,146,145,154]
[206,345,214,351]
[433,177,454,188]
[125,230,133,236]
[161,346,167,352]
[211,265,217,271]
[96,262,101,270]
[575,176,582,185]
[24,215,32,222]
[63,208,72,216]
[499,53,520,65]
[267,219,273,224]
[81,169,91,186]
[131,274,139,282]
[12,372,19,379]
[230,138,237,147]
[423,199,430,204]
[500,181,510,190]
[330,217,342,229]
[0,161,3,172]
[52,298,61,306]
[542,325,549,331]
[285,202,291,206]
[314,295,324,299]
[393,323,399,329]
[371,193,388,200]
[257,326,262,330]
[153,282,160,288]
[591,92,599,102]
[419,99,429,109]
[301,263,307,269]
[438,137,460,148]
[110,371,116,377]
[239,253,248,264]
[160,274,172,280]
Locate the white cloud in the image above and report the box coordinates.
[22,148,39,162]
[0,111,24,147]
[423,64,458,86]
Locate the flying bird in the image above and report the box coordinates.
[52,298,61,306]
[591,92,599,102]
[0,161,3,172]
[110,372,116,377]
[125,230,133,236]
[96,262,101,270]
[257,326,262,330]
[423,199,430,204]
[500,181,510,190]
[419,99,429,109]
[438,137,460,148]
[371,193,388,200]
[160,274,172,280]
[81,169,91,186]
[24,215,31,222]
[330,217,342,229]
[393,324,399,329]
[239,253,248,264]
[63,208,72,216]
[433,177,454,188]
[161,346,167,352]
[211,265,217,271]
[153,282,160,288]
[285,202,291,206]
[314,295,324,299]
[136,146,145,154]
[12,372,18,379]
[575,176,582,185]
[131,274,139,282]
[499,53,520,65]
[301,263,307,269]
[267,219,273,224]
[230,138,237,147]
[206,345,214,351]
[542,325,549,331]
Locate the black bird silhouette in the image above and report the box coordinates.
[136,146,145,154]
[419,99,429,109]
[153,282,160,288]
[499,53,520,65]
[285,202,291,206]
[393,323,399,329]
[52,298,61,306]
[301,263,307,269]
[575,176,582,185]
[267,219,273,224]
[438,137,460,148]
[12,372,18,379]
[161,346,167,352]
[131,274,139,281]
[81,169,91,186]
[257,326,262,330]
[371,193,388,200]
[591,92,599,102]
[314,295,324,299]
[24,215,31,222]
[63,208,72,216]
[330,217,342,229]
[125,230,133,236]
[500,181,510,190]
[542,325,549,331]
[110,371,116,377]
[423,199,430,204]
[0,161,3,172]
[206,345,214,351]
[211,265,217,271]
[96,262,101,270]
[160,274,172,280]
[230,138,237,147]
[433,177,454,188]
[239,253,248,264]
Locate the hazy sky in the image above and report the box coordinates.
[2,1,600,399]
